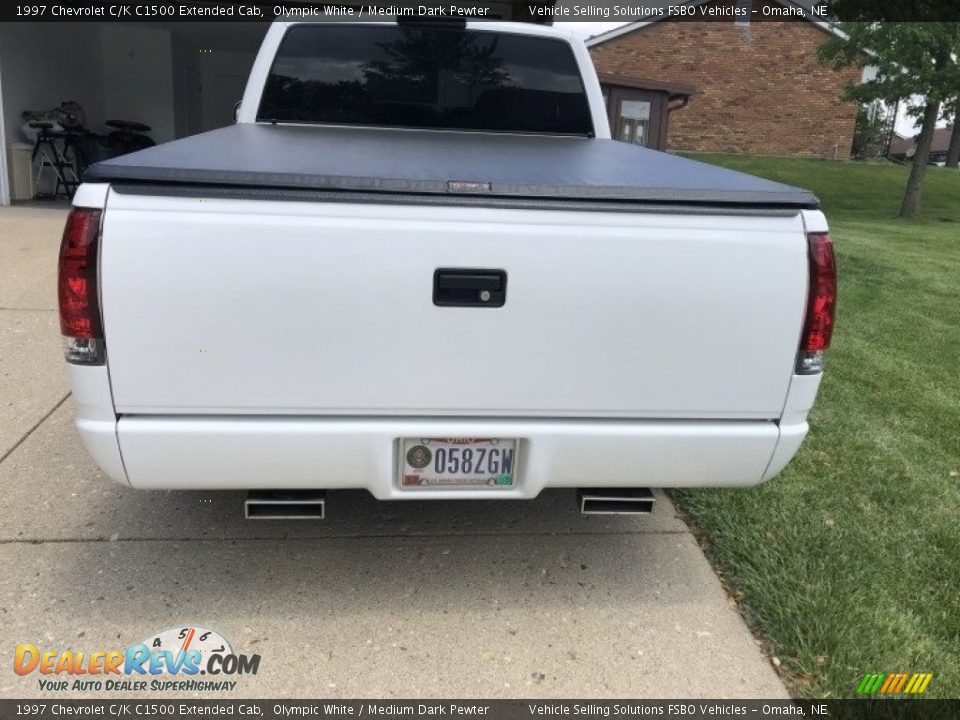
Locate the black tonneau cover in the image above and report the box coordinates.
[85,123,818,208]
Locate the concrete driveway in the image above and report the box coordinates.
[0,204,787,699]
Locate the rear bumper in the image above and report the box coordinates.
[70,365,819,496]
[86,415,805,497]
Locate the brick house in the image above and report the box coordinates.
[587,0,864,157]
[888,127,955,163]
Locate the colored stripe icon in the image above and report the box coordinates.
[857,673,933,695]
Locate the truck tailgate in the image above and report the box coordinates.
[101,190,808,419]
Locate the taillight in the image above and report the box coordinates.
[796,231,836,374]
[58,207,105,365]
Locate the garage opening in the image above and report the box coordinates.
[0,5,561,205]
[0,22,269,204]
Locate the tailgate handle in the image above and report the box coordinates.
[434,269,506,307]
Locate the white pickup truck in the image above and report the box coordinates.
[59,20,836,518]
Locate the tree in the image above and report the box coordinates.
[819,22,960,217]
[851,103,892,159]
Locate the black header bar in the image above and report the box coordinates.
[2,1,959,23]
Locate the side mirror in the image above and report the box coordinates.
[234,101,242,123]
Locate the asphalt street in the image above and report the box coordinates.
[0,204,788,699]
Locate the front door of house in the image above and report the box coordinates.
[606,88,665,150]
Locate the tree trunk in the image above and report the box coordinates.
[900,101,941,219]
[946,105,960,169]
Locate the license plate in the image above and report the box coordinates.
[398,438,518,489]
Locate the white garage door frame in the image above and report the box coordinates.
[0,57,10,206]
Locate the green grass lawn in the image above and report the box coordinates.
[673,155,960,698]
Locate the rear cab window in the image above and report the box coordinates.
[258,24,593,136]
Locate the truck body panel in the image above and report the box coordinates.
[101,190,808,420]
[116,416,780,494]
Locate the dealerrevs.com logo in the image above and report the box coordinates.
[14,625,261,692]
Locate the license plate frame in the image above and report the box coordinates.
[397,437,519,490]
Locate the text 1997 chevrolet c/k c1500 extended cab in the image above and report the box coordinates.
[58,20,836,518]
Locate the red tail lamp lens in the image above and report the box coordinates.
[58,208,103,340]
[801,232,837,353]
[796,232,836,375]
[59,208,105,365]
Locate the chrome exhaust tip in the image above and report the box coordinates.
[244,490,326,520]
[578,488,655,515]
